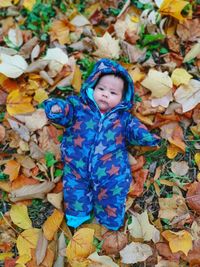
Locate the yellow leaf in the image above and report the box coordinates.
[159,0,189,21]
[0,252,14,260]
[0,181,11,192]
[6,89,35,116]
[34,88,48,103]
[23,0,36,11]
[93,32,120,59]
[128,210,160,242]
[49,19,75,45]
[10,204,32,230]
[167,143,184,159]
[197,172,200,182]
[3,159,20,181]
[162,230,192,255]
[72,64,82,93]
[141,69,172,98]
[183,42,200,63]
[171,68,192,86]
[66,228,95,262]
[129,67,145,83]
[85,3,101,18]
[16,228,40,264]
[43,209,64,240]
[195,153,200,170]
[0,0,12,7]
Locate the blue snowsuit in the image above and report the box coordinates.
[44,58,160,230]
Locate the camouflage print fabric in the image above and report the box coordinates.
[44,58,160,230]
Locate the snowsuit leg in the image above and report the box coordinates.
[93,172,132,230]
[63,164,92,222]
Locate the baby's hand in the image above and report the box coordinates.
[51,104,62,113]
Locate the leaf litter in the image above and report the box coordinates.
[0,0,200,266]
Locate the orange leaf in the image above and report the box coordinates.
[11,174,39,190]
[3,78,19,92]
[129,169,148,197]
[131,155,145,172]
[6,89,35,116]
[43,209,64,240]
[49,19,75,45]
[186,182,200,215]
[4,160,20,181]
[72,64,82,93]
[168,125,186,152]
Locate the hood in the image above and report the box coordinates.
[80,58,134,111]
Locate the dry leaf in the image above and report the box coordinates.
[171,161,189,176]
[9,181,55,202]
[66,228,95,262]
[151,91,173,108]
[47,192,63,209]
[162,230,192,256]
[14,109,48,132]
[16,228,40,264]
[0,54,28,78]
[128,210,160,242]
[93,32,120,59]
[159,194,189,222]
[171,68,192,86]
[49,18,75,45]
[88,251,119,266]
[43,209,64,240]
[184,43,200,63]
[23,0,36,11]
[120,242,153,264]
[10,204,32,230]
[7,90,35,116]
[8,28,23,47]
[7,118,30,142]
[141,69,172,98]
[186,182,200,215]
[174,79,200,112]
[43,48,69,65]
[72,64,82,93]
[3,160,20,181]
[191,218,200,241]
[0,1,13,8]
[35,230,48,265]
[102,231,128,255]
[159,0,189,21]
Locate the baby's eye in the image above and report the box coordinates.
[99,87,104,91]
[111,92,117,95]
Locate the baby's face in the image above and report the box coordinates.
[93,75,124,112]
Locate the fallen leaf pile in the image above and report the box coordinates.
[0,0,200,266]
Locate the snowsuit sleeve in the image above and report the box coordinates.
[43,98,74,127]
[126,115,160,146]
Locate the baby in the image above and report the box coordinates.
[44,58,160,230]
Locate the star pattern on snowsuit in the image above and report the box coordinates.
[96,167,107,179]
[105,205,117,217]
[86,119,96,129]
[107,164,120,176]
[116,133,124,144]
[73,121,82,131]
[74,135,85,147]
[95,142,106,155]
[111,185,123,196]
[104,130,116,141]
[98,188,108,201]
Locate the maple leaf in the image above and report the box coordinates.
[159,0,189,21]
[66,228,95,263]
[162,230,192,256]
[93,32,120,59]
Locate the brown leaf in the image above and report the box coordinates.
[9,181,55,202]
[129,169,148,197]
[0,124,6,142]
[102,231,128,255]
[3,160,20,181]
[35,230,48,265]
[176,19,200,42]
[156,242,182,262]
[19,36,39,59]
[186,182,200,215]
